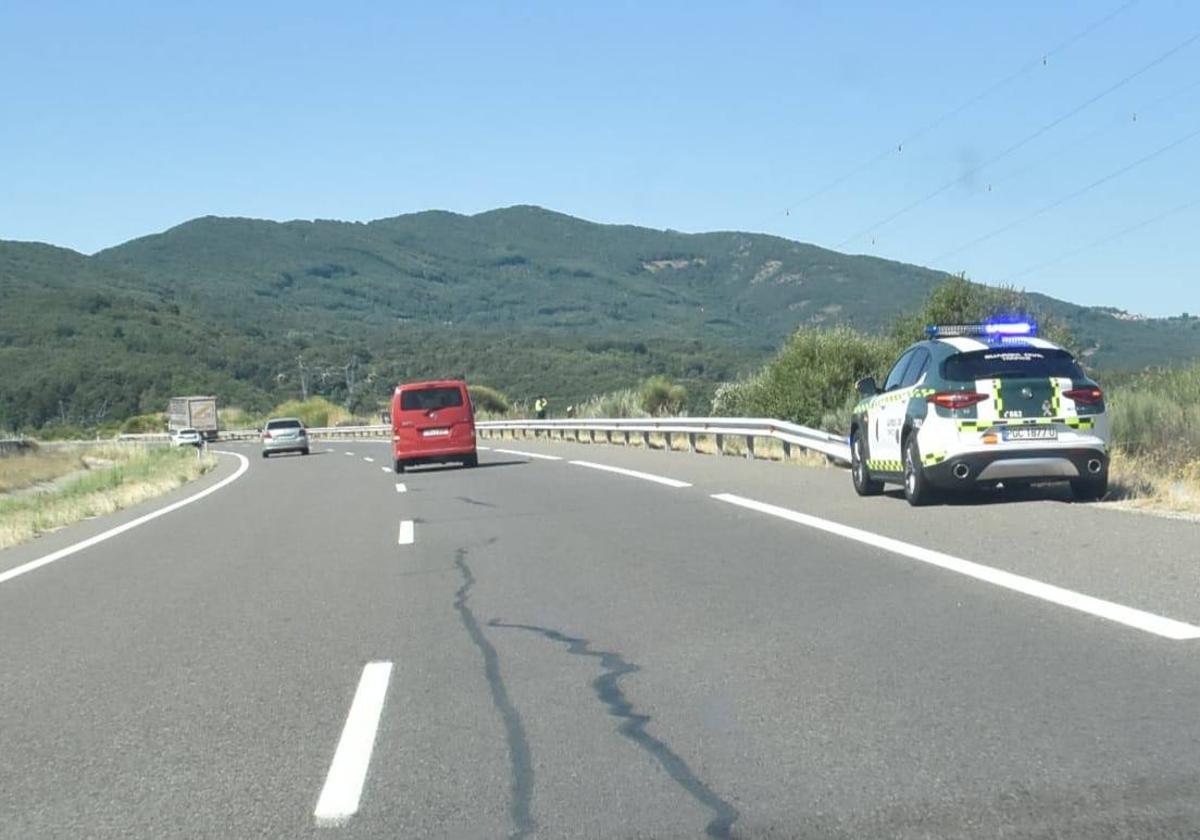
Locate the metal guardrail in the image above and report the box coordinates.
[476,417,852,464]
[119,425,391,443]
[116,419,851,464]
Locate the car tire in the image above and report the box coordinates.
[393,459,405,474]
[464,453,479,468]
[851,432,884,496]
[261,451,269,459]
[302,447,310,456]
[903,436,936,507]
[1071,475,1108,502]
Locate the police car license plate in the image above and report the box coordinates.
[1004,427,1057,441]
[422,428,450,437]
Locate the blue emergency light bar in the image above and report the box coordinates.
[925,320,1037,339]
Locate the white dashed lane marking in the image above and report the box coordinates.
[569,460,691,489]
[493,448,563,461]
[313,661,393,826]
[398,520,414,545]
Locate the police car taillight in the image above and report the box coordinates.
[1064,386,1103,404]
[929,391,988,410]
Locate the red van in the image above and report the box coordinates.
[390,379,477,473]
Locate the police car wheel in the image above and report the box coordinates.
[851,432,884,496]
[903,437,936,507]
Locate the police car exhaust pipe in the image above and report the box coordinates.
[953,463,971,480]
[1087,459,1103,475]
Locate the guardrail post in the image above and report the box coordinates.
[641,431,650,448]
[606,430,612,444]
[782,440,792,460]
[715,433,724,455]
[745,436,755,460]
[688,432,697,453]
[665,431,673,451]
[623,431,630,446]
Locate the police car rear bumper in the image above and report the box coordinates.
[924,446,1108,488]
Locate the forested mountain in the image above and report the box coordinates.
[2,205,1196,430]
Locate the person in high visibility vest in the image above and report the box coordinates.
[534,395,548,420]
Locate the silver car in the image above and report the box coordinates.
[170,427,203,448]
[261,417,310,458]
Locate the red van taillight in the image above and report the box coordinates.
[1064,386,1103,404]
[929,391,989,410]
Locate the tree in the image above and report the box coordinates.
[889,273,1074,351]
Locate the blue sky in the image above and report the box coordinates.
[2,0,1198,316]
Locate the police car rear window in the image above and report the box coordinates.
[400,387,464,411]
[942,349,1084,381]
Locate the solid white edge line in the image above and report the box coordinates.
[313,661,393,826]
[492,448,563,461]
[398,520,414,545]
[569,460,691,488]
[0,451,251,587]
[477,445,492,450]
[395,483,407,493]
[711,493,1200,641]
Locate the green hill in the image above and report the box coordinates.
[2,205,1197,431]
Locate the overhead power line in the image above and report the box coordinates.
[762,0,1142,222]
[835,29,1200,249]
[932,123,1200,263]
[987,76,1200,192]
[1003,196,1200,283]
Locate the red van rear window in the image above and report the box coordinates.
[400,387,464,411]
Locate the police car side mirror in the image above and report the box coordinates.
[856,376,878,396]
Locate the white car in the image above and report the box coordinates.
[850,322,1110,506]
[170,428,203,448]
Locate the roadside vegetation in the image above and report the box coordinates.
[0,445,85,494]
[0,443,216,550]
[1105,362,1200,513]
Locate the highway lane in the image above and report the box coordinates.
[2,439,1200,837]
[478,436,1200,627]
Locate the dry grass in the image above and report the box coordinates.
[0,447,86,494]
[1106,449,1200,518]
[0,444,217,550]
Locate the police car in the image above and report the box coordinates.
[849,322,1110,506]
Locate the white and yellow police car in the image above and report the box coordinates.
[850,322,1110,506]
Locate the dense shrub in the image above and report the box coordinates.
[574,389,647,419]
[712,327,892,431]
[640,376,687,416]
[1107,362,1200,460]
[120,413,167,434]
[268,397,351,428]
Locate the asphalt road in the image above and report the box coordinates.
[2,436,1200,839]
